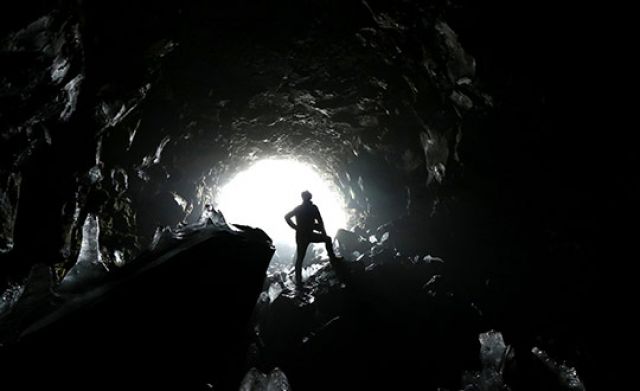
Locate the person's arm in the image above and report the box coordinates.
[314,207,327,235]
[285,209,297,230]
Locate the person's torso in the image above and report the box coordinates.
[294,203,317,233]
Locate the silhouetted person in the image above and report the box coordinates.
[285,190,338,287]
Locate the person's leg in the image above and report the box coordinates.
[323,235,337,259]
[308,233,337,260]
[295,239,309,286]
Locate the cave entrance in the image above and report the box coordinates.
[216,158,348,270]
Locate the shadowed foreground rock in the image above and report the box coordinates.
[0,224,274,390]
[247,228,589,391]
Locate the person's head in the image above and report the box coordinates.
[301,190,312,202]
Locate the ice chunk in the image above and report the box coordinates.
[113,250,125,267]
[239,367,290,391]
[239,368,268,391]
[51,55,69,83]
[87,164,103,184]
[0,172,21,253]
[423,254,444,263]
[0,283,25,316]
[422,274,441,289]
[171,192,189,212]
[265,367,290,391]
[200,204,228,227]
[301,262,325,281]
[419,130,449,184]
[77,214,102,264]
[479,330,507,370]
[450,90,474,110]
[57,214,109,292]
[152,135,171,164]
[531,347,585,391]
[139,136,171,167]
[110,168,129,193]
[268,282,283,303]
[60,74,83,121]
[460,330,511,391]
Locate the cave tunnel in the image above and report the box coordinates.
[0,1,622,390]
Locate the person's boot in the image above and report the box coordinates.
[294,271,303,290]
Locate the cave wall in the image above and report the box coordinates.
[0,1,622,387]
[1,0,485,281]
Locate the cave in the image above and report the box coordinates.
[0,1,621,390]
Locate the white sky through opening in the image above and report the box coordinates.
[216,159,348,260]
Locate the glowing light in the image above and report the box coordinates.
[217,159,348,248]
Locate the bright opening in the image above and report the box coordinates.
[216,158,348,263]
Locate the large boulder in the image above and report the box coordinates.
[0,224,274,390]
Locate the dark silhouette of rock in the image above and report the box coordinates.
[0,224,274,390]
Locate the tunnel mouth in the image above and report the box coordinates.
[215,157,351,269]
